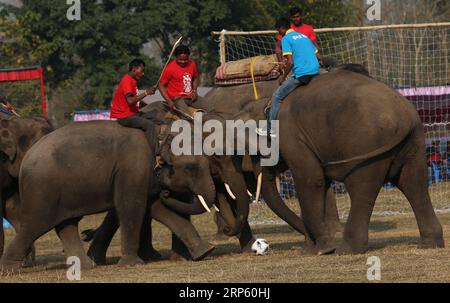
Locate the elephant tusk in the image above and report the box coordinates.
[214,205,220,212]
[247,190,253,197]
[197,195,211,213]
[224,183,237,200]
[255,173,262,204]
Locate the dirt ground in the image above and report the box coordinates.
[1,207,450,283]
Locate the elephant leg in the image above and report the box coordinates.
[138,207,162,262]
[171,231,192,261]
[394,151,444,249]
[336,159,390,255]
[0,224,46,274]
[55,217,94,270]
[6,215,35,267]
[151,199,214,261]
[290,164,336,255]
[325,187,343,234]
[87,210,119,265]
[302,185,340,254]
[114,188,146,267]
[4,195,35,267]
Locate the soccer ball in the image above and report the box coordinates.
[251,238,269,255]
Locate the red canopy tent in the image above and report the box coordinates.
[0,65,47,117]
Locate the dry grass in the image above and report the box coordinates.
[1,209,450,283]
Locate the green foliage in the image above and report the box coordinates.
[1,0,357,114]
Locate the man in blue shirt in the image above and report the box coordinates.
[257,17,321,138]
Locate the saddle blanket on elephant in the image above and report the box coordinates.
[163,104,204,121]
[215,54,281,86]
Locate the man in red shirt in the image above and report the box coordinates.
[111,58,160,156]
[275,7,323,66]
[159,45,199,114]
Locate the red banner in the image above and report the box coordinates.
[0,67,47,117]
[0,68,41,82]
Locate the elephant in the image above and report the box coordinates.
[0,112,54,261]
[193,81,343,236]
[254,67,444,254]
[0,120,214,273]
[82,107,257,262]
[189,64,443,255]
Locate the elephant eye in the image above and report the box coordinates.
[169,166,175,176]
[184,163,198,173]
[0,151,8,162]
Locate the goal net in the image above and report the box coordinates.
[213,23,450,225]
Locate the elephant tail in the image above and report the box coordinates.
[322,126,414,168]
[81,229,96,242]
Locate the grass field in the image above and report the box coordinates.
[2,187,450,283]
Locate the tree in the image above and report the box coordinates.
[1,0,360,118]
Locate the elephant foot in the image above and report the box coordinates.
[330,221,344,234]
[335,242,368,255]
[169,251,188,261]
[118,255,144,267]
[190,242,215,261]
[313,236,336,256]
[214,232,230,242]
[139,248,163,262]
[0,260,22,276]
[79,255,96,270]
[87,249,107,265]
[240,238,256,253]
[302,235,319,255]
[418,236,445,249]
[172,246,192,261]
[23,250,36,268]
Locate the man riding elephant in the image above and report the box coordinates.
[257,17,321,138]
[158,45,200,115]
[111,58,163,165]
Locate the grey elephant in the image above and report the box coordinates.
[0,120,214,273]
[83,107,257,262]
[194,84,342,236]
[0,112,53,261]
[256,67,444,254]
[194,64,444,255]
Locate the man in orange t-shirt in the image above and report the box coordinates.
[275,7,323,66]
[159,45,199,114]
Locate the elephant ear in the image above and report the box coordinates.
[0,120,17,162]
[159,133,174,166]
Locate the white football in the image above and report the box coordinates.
[251,238,269,255]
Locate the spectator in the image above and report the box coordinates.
[442,141,450,181]
[426,140,442,184]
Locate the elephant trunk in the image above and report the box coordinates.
[221,181,250,237]
[261,167,306,235]
[160,183,216,216]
